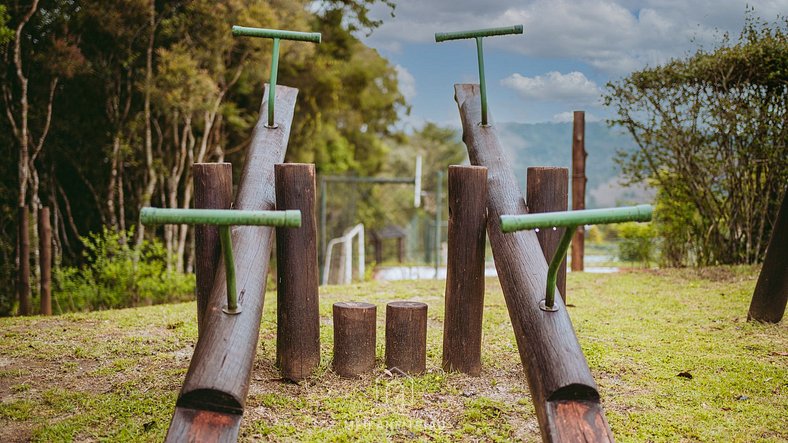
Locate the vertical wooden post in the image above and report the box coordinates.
[386,301,428,375]
[193,162,233,337]
[442,165,487,376]
[748,190,788,323]
[17,206,30,316]
[332,302,377,378]
[571,111,586,272]
[527,167,569,302]
[38,206,52,316]
[275,163,320,381]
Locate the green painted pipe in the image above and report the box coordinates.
[219,225,239,314]
[500,204,652,233]
[434,25,523,42]
[435,25,523,126]
[140,207,301,227]
[500,204,653,311]
[231,25,321,127]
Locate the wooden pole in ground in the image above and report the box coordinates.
[332,301,377,378]
[455,85,612,442]
[193,163,233,337]
[442,165,487,376]
[527,167,568,303]
[38,206,52,316]
[385,301,427,375]
[275,163,320,381]
[571,111,586,272]
[17,206,30,316]
[166,85,298,442]
[748,190,788,323]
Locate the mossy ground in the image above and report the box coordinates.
[1,266,786,442]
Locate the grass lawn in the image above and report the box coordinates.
[1,266,786,442]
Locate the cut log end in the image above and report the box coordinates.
[177,388,243,415]
[165,407,242,443]
[547,399,615,443]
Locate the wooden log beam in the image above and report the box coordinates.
[442,165,487,376]
[748,189,788,323]
[454,84,613,442]
[166,85,298,441]
[276,163,320,381]
[571,111,586,272]
[193,162,233,337]
[527,167,568,303]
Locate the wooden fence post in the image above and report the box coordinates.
[442,165,487,376]
[527,167,569,302]
[38,206,52,316]
[276,163,320,381]
[193,163,233,337]
[571,111,586,272]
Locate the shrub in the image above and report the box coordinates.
[53,228,194,313]
[617,222,656,265]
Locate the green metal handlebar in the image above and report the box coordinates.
[232,25,321,128]
[435,25,523,126]
[140,207,302,315]
[140,207,301,227]
[500,204,652,232]
[500,204,653,312]
[434,25,523,42]
[231,26,321,43]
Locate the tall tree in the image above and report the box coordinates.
[605,14,787,266]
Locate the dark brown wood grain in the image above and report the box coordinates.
[38,206,52,316]
[385,301,427,375]
[275,163,320,381]
[332,301,377,378]
[454,84,611,442]
[547,400,615,442]
[442,165,487,376]
[174,85,297,418]
[527,167,568,303]
[571,111,586,272]
[17,206,30,316]
[165,407,242,443]
[748,189,788,323]
[193,162,233,337]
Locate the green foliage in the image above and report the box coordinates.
[616,222,656,265]
[605,14,788,266]
[0,5,13,44]
[53,228,194,312]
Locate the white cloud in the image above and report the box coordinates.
[394,64,417,101]
[501,71,602,102]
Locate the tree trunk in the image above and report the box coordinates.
[38,206,52,315]
[17,206,31,316]
[136,0,157,247]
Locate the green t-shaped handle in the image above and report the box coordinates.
[140,207,301,314]
[232,26,321,128]
[435,25,523,126]
[501,204,653,312]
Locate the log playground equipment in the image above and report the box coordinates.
[136,22,690,443]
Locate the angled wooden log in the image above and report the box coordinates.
[166,85,298,442]
[454,84,613,442]
[748,189,788,323]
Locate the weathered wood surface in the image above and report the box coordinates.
[17,206,30,316]
[442,165,487,376]
[748,189,788,323]
[527,167,568,303]
[174,85,297,419]
[547,400,614,442]
[332,301,377,378]
[454,84,612,442]
[165,407,242,443]
[571,111,586,272]
[38,206,52,316]
[193,162,233,337]
[276,163,320,381]
[385,301,428,375]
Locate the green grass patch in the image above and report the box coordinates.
[0,267,785,442]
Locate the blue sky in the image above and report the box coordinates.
[358,0,787,128]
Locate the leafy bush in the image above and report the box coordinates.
[54,228,194,313]
[617,222,656,265]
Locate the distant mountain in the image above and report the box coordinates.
[497,121,654,208]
